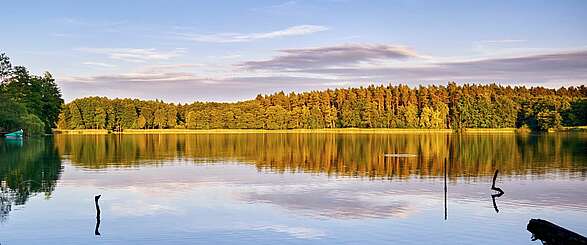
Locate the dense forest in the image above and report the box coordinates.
[0,53,63,135]
[58,83,587,132]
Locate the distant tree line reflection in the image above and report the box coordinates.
[54,133,587,180]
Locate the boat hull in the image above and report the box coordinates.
[4,129,24,137]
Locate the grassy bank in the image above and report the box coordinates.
[462,128,518,133]
[559,126,587,132]
[121,128,455,134]
[51,128,530,135]
[54,126,587,135]
[52,127,587,135]
[53,129,109,134]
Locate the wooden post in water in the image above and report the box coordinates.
[95,195,101,236]
[491,170,504,194]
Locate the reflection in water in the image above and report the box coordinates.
[0,133,586,244]
[0,138,62,222]
[48,133,587,224]
[491,192,504,214]
[3,138,23,147]
[242,188,412,219]
[491,170,505,213]
[444,158,447,220]
[54,133,587,179]
[0,190,11,222]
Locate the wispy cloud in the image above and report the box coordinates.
[177,25,328,43]
[240,44,420,70]
[251,1,301,14]
[251,0,350,15]
[476,39,527,44]
[76,48,186,63]
[65,71,204,83]
[297,49,587,82]
[141,63,208,71]
[82,61,116,68]
[236,43,587,82]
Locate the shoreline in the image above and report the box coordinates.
[53,128,515,135]
[51,126,587,135]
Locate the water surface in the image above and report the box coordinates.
[1,133,586,244]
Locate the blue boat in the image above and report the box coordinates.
[4,129,24,138]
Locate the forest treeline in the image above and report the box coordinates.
[58,83,587,131]
[0,53,63,135]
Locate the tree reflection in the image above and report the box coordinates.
[54,133,587,179]
[0,138,62,222]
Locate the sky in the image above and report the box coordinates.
[1,0,586,103]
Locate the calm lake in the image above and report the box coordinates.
[1,133,586,244]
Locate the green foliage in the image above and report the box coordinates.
[563,98,587,126]
[517,96,572,131]
[0,53,12,83]
[0,53,63,135]
[265,105,288,129]
[0,94,28,130]
[535,110,562,131]
[19,114,45,136]
[137,115,147,129]
[57,83,587,132]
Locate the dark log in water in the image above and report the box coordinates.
[95,195,101,236]
[527,219,587,245]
